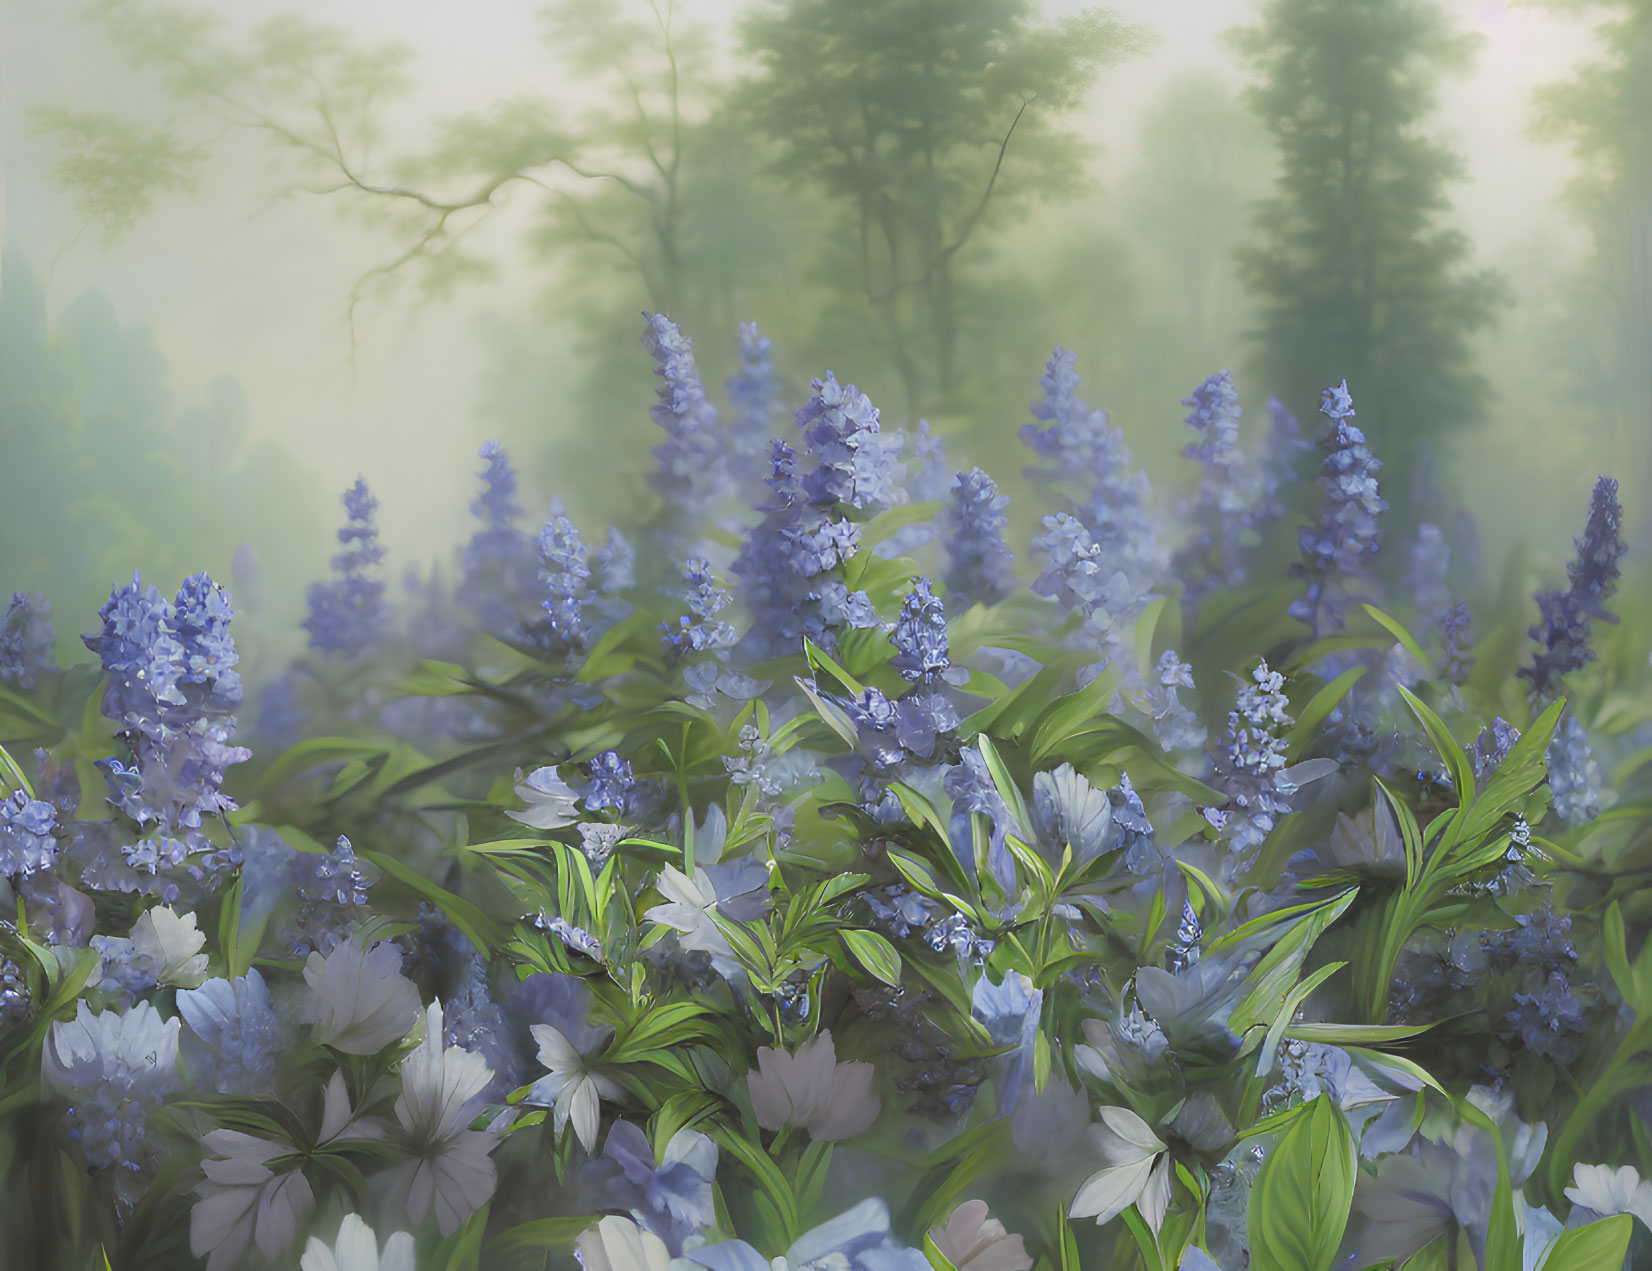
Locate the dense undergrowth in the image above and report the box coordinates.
[1,315,1649,1271]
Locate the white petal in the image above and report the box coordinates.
[1069,1158,1154,1226]
[1138,1153,1172,1235]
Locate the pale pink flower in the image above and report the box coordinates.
[746,1030,880,1141]
[929,1200,1033,1271]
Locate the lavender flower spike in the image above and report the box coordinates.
[536,500,591,657]
[944,468,1016,609]
[1520,475,1627,699]
[458,441,537,641]
[1289,380,1388,636]
[0,592,56,689]
[303,478,390,657]
[726,321,779,476]
[797,372,904,512]
[643,313,735,529]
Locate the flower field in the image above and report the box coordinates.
[2,310,1650,1271]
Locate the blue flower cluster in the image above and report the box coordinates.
[661,558,737,657]
[79,572,251,894]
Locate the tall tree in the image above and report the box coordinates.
[1526,0,1652,486]
[735,0,1152,421]
[1222,0,1511,524]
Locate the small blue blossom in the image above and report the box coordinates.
[290,835,377,955]
[303,478,391,657]
[1520,476,1627,699]
[943,468,1016,609]
[1289,381,1388,636]
[0,591,56,689]
[0,789,57,879]
[1506,969,1585,1064]
[890,577,951,684]
[536,501,591,657]
[661,558,737,656]
[946,749,1015,892]
[583,751,635,814]
[1146,650,1205,756]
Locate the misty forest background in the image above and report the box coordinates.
[1,0,1649,678]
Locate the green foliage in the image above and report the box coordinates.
[1248,1096,1355,1271]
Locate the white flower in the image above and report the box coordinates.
[527,1022,622,1154]
[132,905,210,987]
[507,766,583,830]
[41,999,179,1100]
[1564,1162,1652,1229]
[575,1215,673,1271]
[304,938,423,1054]
[929,1200,1033,1271]
[1069,1106,1172,1234]
[386,1000,499,1236]
[746,1030,881,1141]
[645,864,735,962]
[190,1129,316,1271]
[301,1212,416,1271]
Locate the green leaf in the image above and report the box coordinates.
[1284,667,1366,762]
[1540,1214,1633,1270]
[256,737,391,794]
[1602,902,1637,1007]
[1248,1095,1355,1271]
[794,676,860,750]
[853,501,945,559]
[402,659,473,696]
[361,851,505,957]
[1360,605,1431,668]
[1455,697,1565,847]
[840,928,902,986]
[1283,1022,1433,1045]
[1395,685,1473,814]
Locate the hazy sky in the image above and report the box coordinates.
[1,0,1604,573]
